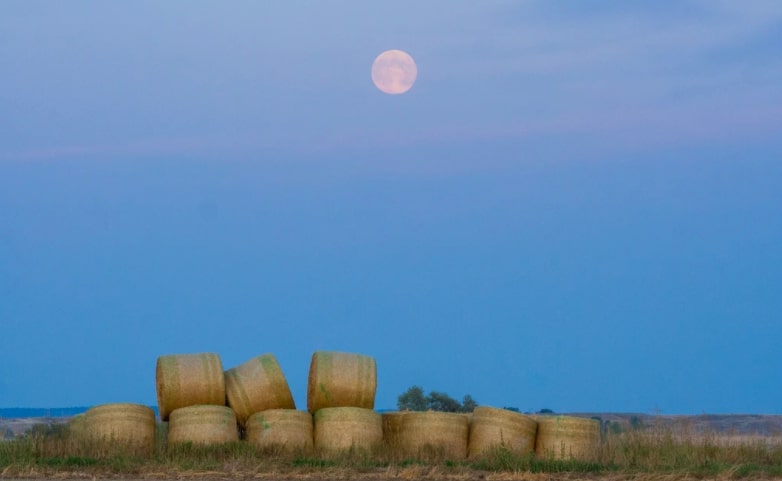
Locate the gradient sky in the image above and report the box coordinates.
[1,1,781,414]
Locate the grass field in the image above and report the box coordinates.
[2,421,781,479]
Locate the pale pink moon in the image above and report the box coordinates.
[371,50,418,95]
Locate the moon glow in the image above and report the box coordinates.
[371,50,417,95]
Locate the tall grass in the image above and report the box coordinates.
[2,421,782,478]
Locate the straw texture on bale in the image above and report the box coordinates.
[84,403,156,453]
[167,405,239,445]
[397,411,469,460]
[307,351,376,413]
[534,415,601,460]
[468,406,537,458]
[68,414,87,442]
[381,411,408,447]
[313,407,382,452]
[225,353,295,425]
[156,352,225,421]
[245,409,313,451]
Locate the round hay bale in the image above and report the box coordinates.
[68,414,87,442]
[156,352,225,421]
[225,353,295,425]
[167,405,239,445]
[246,409,313,451]
[462,412,474,425]
[84,403,156,454]
[313,407,382,452]
[307,351,376,413]
[382,411,408,447]
[534,415,600,460]
[468,406,537,458]
[397,411,469,460]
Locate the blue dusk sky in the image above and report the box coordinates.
[1,1,781,414]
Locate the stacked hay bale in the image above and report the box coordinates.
[167,405,239,445]
[381,411,407,449]
[468,406,537,458]
[156,352,236,444]
[225,353,296,426]
[67,414,87,443]
[308,351,380,452]
[313,407,382,452]
[396,411,469,460]
[534,415,601,461]
[156,352,226,422]
[246,409,313,451]
[83,403,156,455]
[307,351,376,412]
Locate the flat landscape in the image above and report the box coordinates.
[5,412,782,438]
[3,412,782,480]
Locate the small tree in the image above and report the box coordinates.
[426,391,462,412]
[397,385,427,411]
[461,394,478,413]
[630,415,644,430]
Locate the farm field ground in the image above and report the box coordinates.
[2,413,782,480]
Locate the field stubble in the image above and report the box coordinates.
[1,420,782,480]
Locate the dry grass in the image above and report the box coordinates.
[2,419,782,480]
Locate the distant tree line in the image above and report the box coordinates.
[397,385,478,413]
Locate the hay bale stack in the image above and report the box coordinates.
[313,407,382,452]
[307,351,376,413]
[225,353,295,425]
[167,405,239,445]
[468,406,537,458]
[67,414,88,449]
[397,411,469,460]
[156,352,225,421]
[382,411,408,447]
[84,403,156,454]
[245,409,313,451]
[68,414,86,438]
[534,416,600,460]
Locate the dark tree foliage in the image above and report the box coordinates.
[397,385,428,411]
[397,385,478,413]
[426,391,462,413]
[461,394,478,413]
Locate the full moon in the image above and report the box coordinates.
[371,49,417,95]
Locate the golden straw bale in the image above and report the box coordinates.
[245,409,313,451]
[468,406,537,458]
[313,407,382,452]
[167,405,239,445]
[534,415,600,460]
[225,353,295,425]
[68,414,87,442]
[382,411,408,447]
[156,352,225,421]
[84,403,156,454]
[307,351,376,413]
[397,411,469,460]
